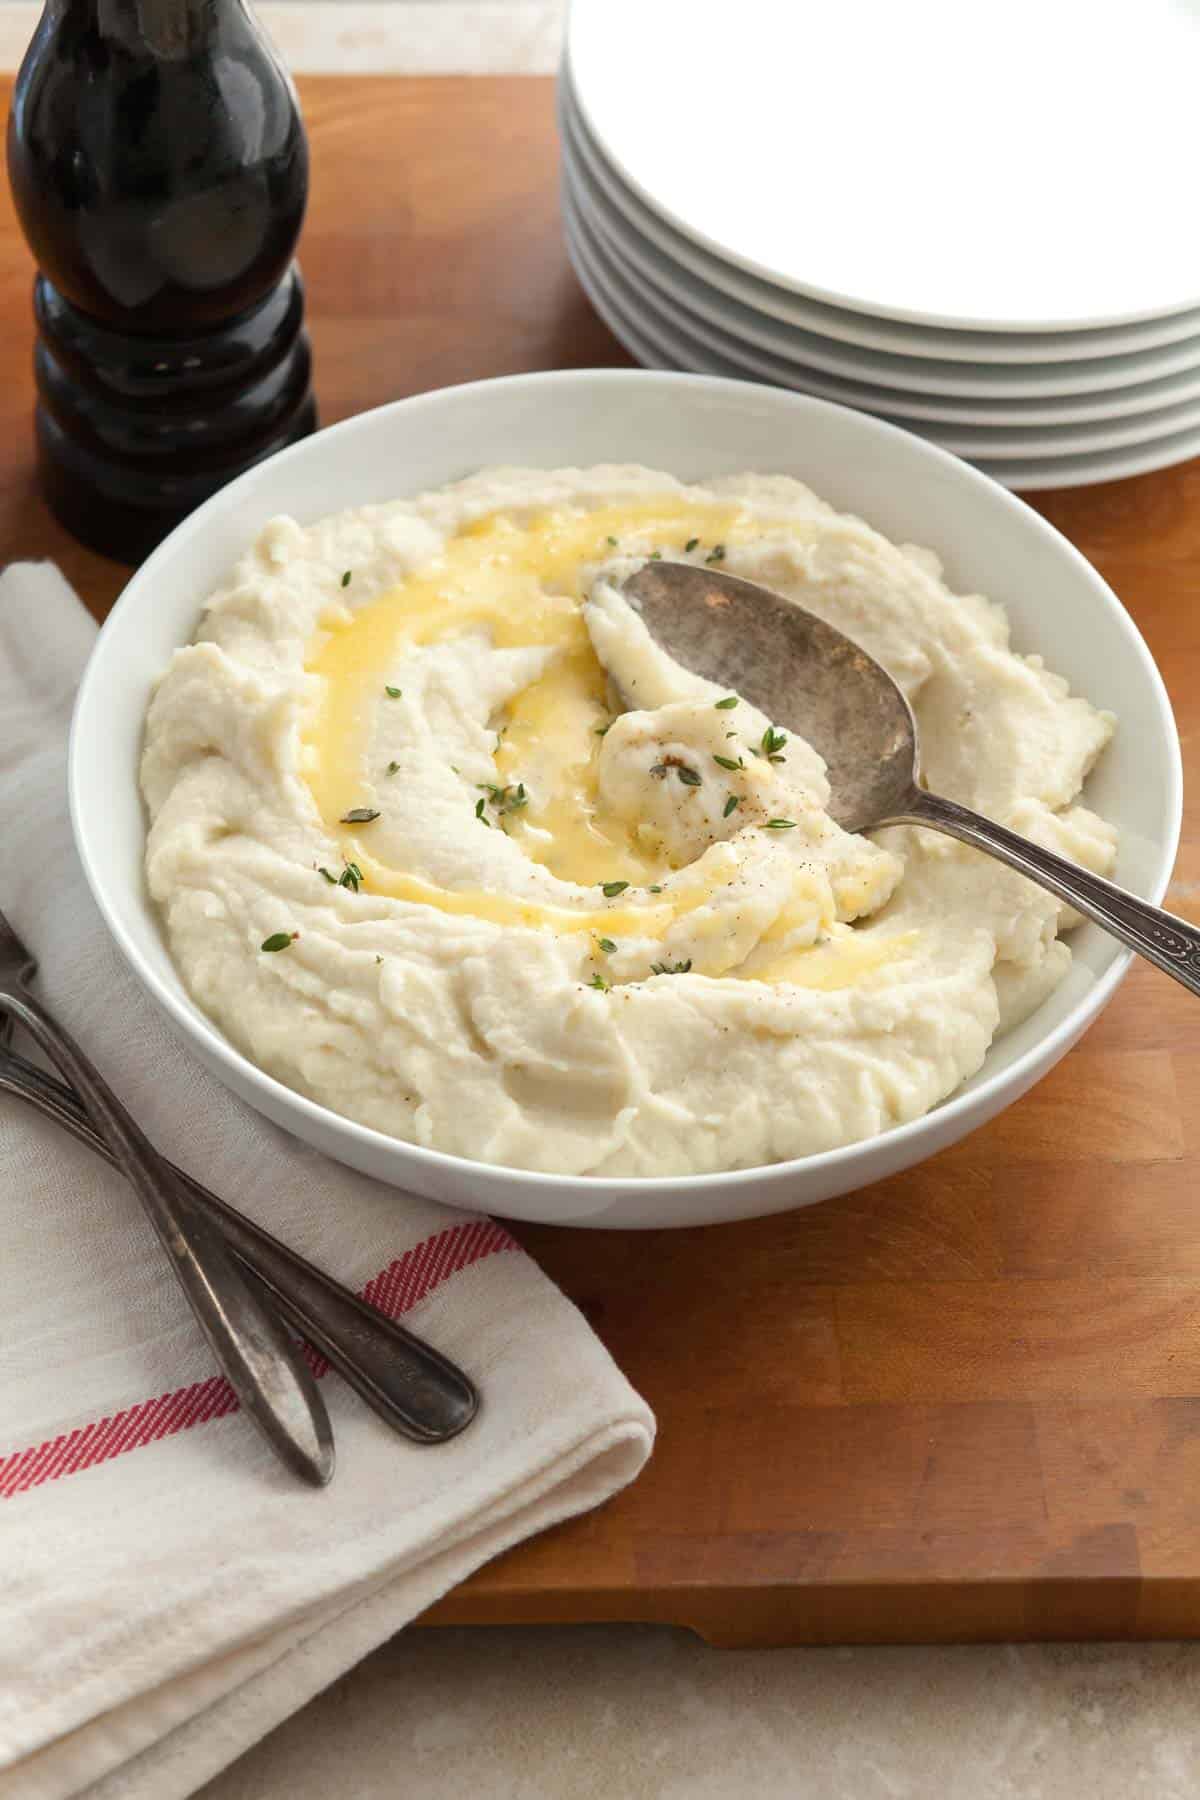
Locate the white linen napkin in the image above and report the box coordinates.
[0,563,655,1800]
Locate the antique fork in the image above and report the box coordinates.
[0,903,335,1485]
[0,1038,478,1445]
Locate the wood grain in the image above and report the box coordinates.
[4,74,1200,1646]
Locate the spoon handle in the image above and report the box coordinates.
[901,789,1200,996]
[0,1049,478,1444]
[0,989,335,1485]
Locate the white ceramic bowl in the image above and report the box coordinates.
[69,371,1181,1229]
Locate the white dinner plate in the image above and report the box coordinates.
[568,0,1200,332]
[559,92,1200,403]
[561,117,1200,429]
[564,203,1200,493]
[564,187,1200,462]
[559,66,1200,366]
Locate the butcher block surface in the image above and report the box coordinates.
[3,75,1200,1645]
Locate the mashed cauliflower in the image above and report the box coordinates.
[141,467,1116,1175]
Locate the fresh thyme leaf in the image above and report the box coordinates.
[318,867,338,884]
[649,762,669,779]
[589,971,611,991]
[606,535,618,547]
[375,954,384,965]
[762,726,788,757]
[386,760,400,776]
[713,753,742,772]
[261,931,296,952]
[685,537,700,553]
[338,862,363,892]
[477,781,529,816]
[676,766,702,787]
[714,695,738,709]
[705,544,726,565]
[340,807,380,823]
[597,937,617,954]
[601,880,629,897]
[384,685,401,698]
[648,549,662,560]
[650,958,692,976]
[340,570,351,588]
[764,818,797,830]
[723,794,739,817]
[646,884,664,893]
[475,797,490,826]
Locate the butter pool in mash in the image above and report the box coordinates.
[141,467,1118,1176]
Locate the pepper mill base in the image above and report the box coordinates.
[32,266,318,565]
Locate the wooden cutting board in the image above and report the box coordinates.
[3,73,1200,1646]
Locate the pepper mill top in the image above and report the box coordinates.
[9,0,309,331]
[7,0,316,561]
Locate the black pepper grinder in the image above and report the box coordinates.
[7,0,317,562]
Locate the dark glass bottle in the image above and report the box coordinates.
[7,0,317,562]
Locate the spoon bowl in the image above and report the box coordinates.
[622,560,920,831]
[623,559,1200,998]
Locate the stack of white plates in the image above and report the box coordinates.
[560,0,1200,491]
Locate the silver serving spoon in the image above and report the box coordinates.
[620,561,1200,994]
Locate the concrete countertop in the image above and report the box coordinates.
[198,1625,1200,1799]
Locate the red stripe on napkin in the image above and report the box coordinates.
[0,1219,517,1499]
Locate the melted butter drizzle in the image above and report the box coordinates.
[303,498,910,987]
[305,500,747,935]
[749,927,919,990]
